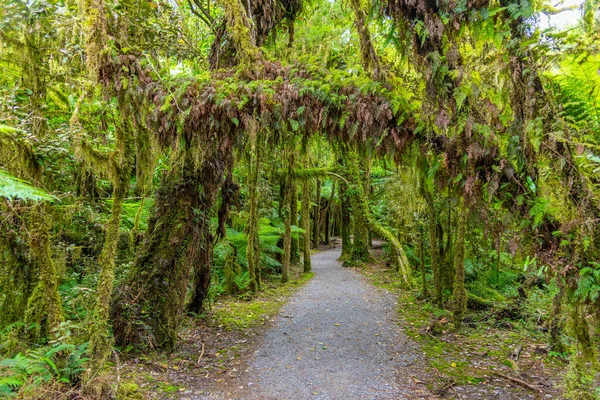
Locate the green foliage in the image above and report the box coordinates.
[0,169,54,201]
[574,262,600,303]
[0,323,88,397]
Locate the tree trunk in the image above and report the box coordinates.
[424,189,442,306]
[111,145,231,350]
[301,178,312,273]
[419,225,428,298]
[340,181,352,260]
[313,178,320,248]
[24,206,63,339]
[290,181,300,264]
[281,155,294,283]
[85,113,133,375]
[452,197,468,330]
[247,131,261,292]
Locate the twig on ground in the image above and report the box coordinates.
[197,342,205,365]
[493,372,541,394]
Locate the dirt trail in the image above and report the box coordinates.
[239,246,429,399]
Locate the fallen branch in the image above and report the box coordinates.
[493,372,541,394]
[197,342,205,365]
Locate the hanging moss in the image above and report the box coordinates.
[85,111,134,381]
[24,205,63,339]
[348,0,384,80]
[81,0,107,83]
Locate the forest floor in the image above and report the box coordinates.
[115,242,569,399]
[356,245,568,399]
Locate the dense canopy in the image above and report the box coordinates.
[0,0,599,397]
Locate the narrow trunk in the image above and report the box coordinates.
[86,115,133,374]
[24,206,63,339]
[493,230,501,283]
[313,178,320,248]
[351,155,370,261]
[87,166,128,370]
[247,132,261,292]
[301,178,312,273]
[281,155,294,283]
[452,197,468,330]
[340,182,352,260]
[424,190,442,306]
[290,181,300,264]
[419,226,428,298]
[548,276,565,352]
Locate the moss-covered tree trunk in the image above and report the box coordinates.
[312,178,320,249]
[301,178,312,273]
[423,188,442,306]
[418,225,428,298]
[290,181,300,264]
[349,154,369,262]
[85,114,133,372]
[247,130,261,292]
[111,144,231,349]
[451,197,468,330]
[346,151,411,285]
[24,206,63,338]
[281,154,294,283]
[339,181,352,260]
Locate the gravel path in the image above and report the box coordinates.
[245,246,426,400]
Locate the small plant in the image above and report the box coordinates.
[0,323,88,396]
[233,271,251,292]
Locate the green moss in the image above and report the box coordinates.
[211,272,314,331]
[116,381,144,399]
[158,382,182,394]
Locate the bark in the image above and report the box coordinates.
[281,154,294,283]
[111,144,231,350]
[348,0,383,80]
[313,178,320,248]
[451,197,468,330]
[419,226,428,298]
[301,178,312,273]
[340,181,352,260]
[24,206,63,338]
[247,130,261,292]
[423,187,442,306]
[290,181,300,264]
[87,134,131,370]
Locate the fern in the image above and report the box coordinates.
[0,169,54,201]
[0,341,88,396]
[575,262,600,303]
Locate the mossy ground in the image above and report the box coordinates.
[355,250,570,398]
[114,262,314,399]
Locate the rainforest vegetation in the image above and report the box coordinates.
[0,0,599,397]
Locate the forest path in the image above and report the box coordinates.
[242,246,428,400]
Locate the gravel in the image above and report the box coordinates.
[244,246,426,400]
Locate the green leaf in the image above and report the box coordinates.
[0,169,55,202]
